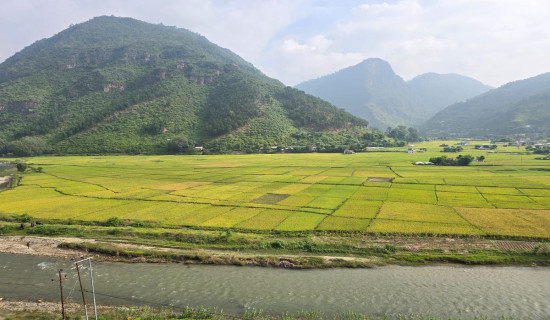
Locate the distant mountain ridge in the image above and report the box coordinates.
[421,73,550,138]
[0,16,389,155]
[295,58,492,129]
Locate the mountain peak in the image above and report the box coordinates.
[295,59,492,129]
[0,16,374,154]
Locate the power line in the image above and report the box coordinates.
[83,289,245,320]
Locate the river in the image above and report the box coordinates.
[1,253,549,319]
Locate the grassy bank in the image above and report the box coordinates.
[1,219,549,267]
[0,300,534,320]
[1,143,549,267]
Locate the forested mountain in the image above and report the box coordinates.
[0,16,389,155]
[421,73,550,138]
[295,58,491,130]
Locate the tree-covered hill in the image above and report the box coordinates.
[421,73,550,138]
[0,16,389,155]
[295,58,491,130]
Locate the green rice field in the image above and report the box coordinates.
[1,141,550,239]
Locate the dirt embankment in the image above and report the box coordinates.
[0,175,11,190]
[0,236,101,260]
[0,235,543,264]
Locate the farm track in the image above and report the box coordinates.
[0,235,542,263]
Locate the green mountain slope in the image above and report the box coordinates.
[421,73,550,138]
[408,73,492,118]
[295,58,491,130]
[0,16,385,154]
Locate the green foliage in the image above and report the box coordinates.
[0,16,382,154]
[422,73,550,138]
[386,126,422,143]
[456,154,474,166]
[0,137,6,153]
[296,59,491,130]
[443,146,463,152]
[105,216,124,227]
[7,137,52,156]
[429,154,474,166]
[16,162,27,172]
[202,72,264,136]
[167,136,195,154]
[429,155,447,165]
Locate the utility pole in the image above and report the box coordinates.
[52,269,66,320]
[75,257,98,320]
[76,263,89,320]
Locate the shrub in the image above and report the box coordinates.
[16,163,28,172]
[104,217,124,227]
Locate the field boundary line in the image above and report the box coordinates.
[451,207,487,235]
[374,217,481,227]
[42,171,118,193]
[387,166,403,178]
[475,186,497,208]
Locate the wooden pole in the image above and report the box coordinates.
[76,263,89,320]
[58,269,66,320]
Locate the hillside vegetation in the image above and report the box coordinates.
[295,58,491,130]
[0,16,386,155]
[421,73,550,138]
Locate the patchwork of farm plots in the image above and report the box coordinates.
[1,148,550,238]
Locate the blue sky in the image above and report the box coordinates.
[1,0,550,87]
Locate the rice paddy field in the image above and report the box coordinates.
[1,141,550,239]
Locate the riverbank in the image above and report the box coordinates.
[0,299,227,320]
[1,224,549,268]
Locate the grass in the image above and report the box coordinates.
[0,141,549,241]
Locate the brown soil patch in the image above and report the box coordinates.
[0,175,11,189]
[368,177,393,182]
[0,236,100,260]
[493,240,540,252]
[251,193,289,204]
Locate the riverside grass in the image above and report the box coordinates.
[1,141,550,240]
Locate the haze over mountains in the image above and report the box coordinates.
[295,58,492,130]
[421,72,550,138]
[0,16,388,155]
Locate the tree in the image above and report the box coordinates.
[166,136,195,154]
[16,163,28,172]
[386,126,422,143]
[429,155,448,165]
[7,137,52,156]
[477,155,485,162]
[386,126,408,141]
[0,137,6,153]
[443,146,463,153]
[407,127,421,143]
[456,154,474,166]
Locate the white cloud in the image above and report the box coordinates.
[313,0,550,86]
[2,0,550,87]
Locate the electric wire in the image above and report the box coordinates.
[1,281,249,320]
[83,289,246,320]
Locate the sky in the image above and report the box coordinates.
[1,0,550,87]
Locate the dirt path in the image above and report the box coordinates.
[0,235,544,267]
[0,175,11,189]
[0,236,100,259]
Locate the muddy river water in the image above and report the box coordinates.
[1,253,549,318]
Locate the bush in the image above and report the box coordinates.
[166,136,195,154]
[16,163,28,172]
[16,213,34,222]
[7,136,52,156]
[104,217,124,227]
